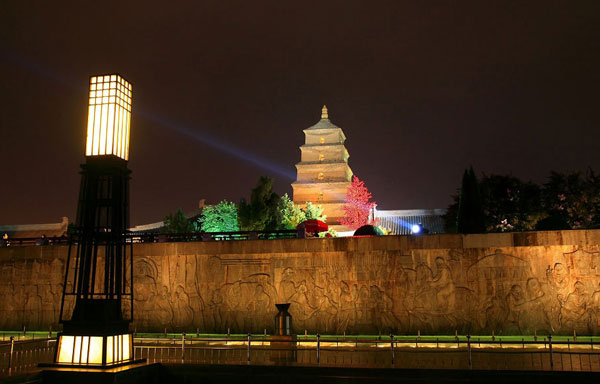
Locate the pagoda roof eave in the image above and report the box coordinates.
[292,180,352,186]
[302,129,347,141]
[295,160,350,166]
[300,143,347,148]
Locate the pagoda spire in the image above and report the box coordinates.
[321,105,328,119]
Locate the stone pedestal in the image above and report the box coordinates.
[270,335,297,364]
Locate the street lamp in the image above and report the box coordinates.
[54,74,136,367]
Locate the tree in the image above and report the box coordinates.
[442,190,460,233]
[302,201,327,222]
[541,170,600,229]
[479,174,543,232]
[446,168,600,232]
[238,176,281,231]
[162,208,196,233]
[341,175,375,230]
[198,200,239,232]
[456,167,486,233]
[279,194,306,229]
[279,195,327,229]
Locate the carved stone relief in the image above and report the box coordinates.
[2,242,600,335]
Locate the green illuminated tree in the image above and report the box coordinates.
[302,201,327,222]
[279,195,327,229]
[198,200,239,232]
[238,176,281,231]
[162,208,196,233]
[279,194,306,229]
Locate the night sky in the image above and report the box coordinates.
[1,1,599,226]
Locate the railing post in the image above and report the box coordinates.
[317,333,321,364]
[467,334,472,369]
[390,333,395,365]
[247,333,251,362]
[8,336,14,370]
[181,332,186,363]
[548,334,553,370]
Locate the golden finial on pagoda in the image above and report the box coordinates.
[321,105,328,119]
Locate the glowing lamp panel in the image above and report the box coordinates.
[85,74,132,160]
[57,335,103,364]
[106,334,132,364]
[56,334,132,365]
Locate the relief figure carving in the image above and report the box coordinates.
[561,281,590,333]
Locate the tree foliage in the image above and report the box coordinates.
[279,194,327,229]
[302,201,327,222]
[341,175,375,230]
[279,194,306,229]
[479,174,543,232]
[198,200,239,232]
[238,176,281,231]
[162,208,196,234]
[445,168,600,233]
[541,170,600,229]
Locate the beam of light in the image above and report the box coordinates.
[380,215,416,230]
[0,47,87,93]
[1,48,296,180]
[135,110,296,180]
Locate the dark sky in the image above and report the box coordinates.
[1,1,599,226]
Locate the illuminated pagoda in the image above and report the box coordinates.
[54,74,136,367]
[292,106,353,231]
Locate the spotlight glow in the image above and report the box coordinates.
[137,111,296,180]
[411,224,421,234]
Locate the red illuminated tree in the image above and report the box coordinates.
[341,176,376,230]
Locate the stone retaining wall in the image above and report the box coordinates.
[1,230,599,335]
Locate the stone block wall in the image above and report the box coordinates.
[1,230,599,335]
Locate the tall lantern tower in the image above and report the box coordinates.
[55,74,135,367]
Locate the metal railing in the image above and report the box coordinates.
[0,236,69,247]
[0,337,56,376]
[128,230,298,243]
[0,230,299,247]
[3,334,600,376]
[132,334,600,372]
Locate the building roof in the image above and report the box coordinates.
[305,118,342,131]
[0,217,69,239]
[305,105,343,131]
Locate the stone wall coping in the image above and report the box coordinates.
[127,229,600,256]
[2,230,597,258]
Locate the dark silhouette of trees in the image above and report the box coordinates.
[446,168,600,233]
[238,176,281,231]
[456,167,486,233]
[162,208,196,233]
[540,169,600,229]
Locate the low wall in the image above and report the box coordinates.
[1,230,599,335]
